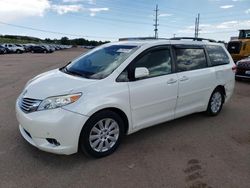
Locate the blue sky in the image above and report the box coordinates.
[0,0,249,42]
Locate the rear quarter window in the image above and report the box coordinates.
[206,45,230,66]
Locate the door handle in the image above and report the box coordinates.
[167,78,177,84]
[179,76,189,82]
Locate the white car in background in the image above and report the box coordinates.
[3,43,25,53]
[16,38,235,158]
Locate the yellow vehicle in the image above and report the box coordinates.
[227,30,250,62]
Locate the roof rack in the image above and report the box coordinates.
[170,37,217,43]
[119,37,167,41]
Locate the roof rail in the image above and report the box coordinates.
[170,37,217,43]
[119,37,167,41]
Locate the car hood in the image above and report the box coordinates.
[23,69,97,99]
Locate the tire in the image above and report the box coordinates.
[206,88,224,116]
[16,50,20,54]
[43,50,47,53]
[79,110,125,158]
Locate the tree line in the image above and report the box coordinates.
[0,35,110,46]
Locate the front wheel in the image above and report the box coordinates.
[206,89,224,116]
[79,110,124,158]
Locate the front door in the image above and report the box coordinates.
[128,47,178,130]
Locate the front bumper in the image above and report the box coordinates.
[236,68,250,79]
[16,101,89,155]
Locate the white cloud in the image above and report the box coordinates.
[177,20,250,35]
[0,0,108,21]
[62,0,95,4]
[52,4,83,15]
[246,9,250,14]
[89,7,109,16]
[63,0,84,2]
[220,5,234,9]
[159,13,173,17]
[216,21,238,29]
[0,0,50,22]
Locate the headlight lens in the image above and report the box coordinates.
[37,93,82,111]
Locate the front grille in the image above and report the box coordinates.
[227,41,242,54]
[19,98,41,113]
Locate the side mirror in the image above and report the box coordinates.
[135,67,149,79]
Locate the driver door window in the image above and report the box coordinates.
[132,48,172,79]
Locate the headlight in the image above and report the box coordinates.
[37,93,82,111]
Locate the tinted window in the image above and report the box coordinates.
[133,49,172,79]
[175,48,207,72]
[206,45,230,66]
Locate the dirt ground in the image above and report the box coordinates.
[0,48,250,188]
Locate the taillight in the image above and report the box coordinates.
[232,65,237,73]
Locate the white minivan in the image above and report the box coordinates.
[16,39,235,157]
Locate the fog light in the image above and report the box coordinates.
[46,138,60,146]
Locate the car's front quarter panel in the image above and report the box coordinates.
[62,80,133,134]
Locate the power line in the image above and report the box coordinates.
[0,21,117,39]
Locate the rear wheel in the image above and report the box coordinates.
[79,110,124,158]
[206,88,224,116]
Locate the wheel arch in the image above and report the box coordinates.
[81,107,130,135]
[214,85,226,103]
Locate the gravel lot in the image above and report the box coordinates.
[0,48,250,188]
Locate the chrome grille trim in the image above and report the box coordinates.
[19,98,42,113]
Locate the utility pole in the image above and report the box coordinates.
[194,17,197,38]
[197,13,200,38]
[194,13,200,38]
[154,4,159,39]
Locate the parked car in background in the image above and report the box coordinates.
[2,43,25,53]
[41,44,54,53]
[0,45,7,54]
[16,38,235,158]
[22,44,31,52]
[235,56,250,80]
[30,45,49,53]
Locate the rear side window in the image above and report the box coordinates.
[175,48,207,72]
[206,45,230,66]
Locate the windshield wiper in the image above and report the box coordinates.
[64,67,89,78]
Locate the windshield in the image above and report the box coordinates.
[63,44,138,79]
[239,30,250,39]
